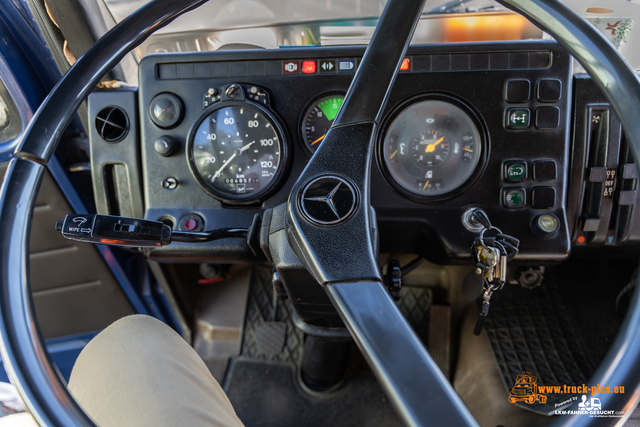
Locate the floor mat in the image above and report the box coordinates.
[222,267,435,426]
[238,266,434,365]
[483,261,635,416]
[239,267,304,364]
[224,357,403,427]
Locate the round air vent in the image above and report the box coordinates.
[95,106,129,142]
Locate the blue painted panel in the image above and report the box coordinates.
[0,331,99,384]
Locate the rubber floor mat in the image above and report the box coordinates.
[239,267,304,364]
[239,267,434,365]
[483,277,596,415]
[228,268,435,425]
[224,358,403,427]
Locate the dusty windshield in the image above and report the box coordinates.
[103,0,640,70]
[104,0,510,31]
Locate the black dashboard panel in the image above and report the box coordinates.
[89,40,576,263]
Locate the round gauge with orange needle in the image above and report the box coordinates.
[411,131,450,166]
[379,94,487,201]
[299,93,345,154]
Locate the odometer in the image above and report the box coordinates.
[188,102,287,202]
[300,93,345,154]
[379,95,486,200]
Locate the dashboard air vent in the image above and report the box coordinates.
[95,107,129,142]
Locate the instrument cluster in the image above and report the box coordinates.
[88,41,575,263]
[167,80,489,204]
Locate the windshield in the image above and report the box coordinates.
[104,0,510,31]
[102,0,640,71]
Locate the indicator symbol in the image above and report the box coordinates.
[511,112,527,123]
[400,57,411,71]
[302,60,317,74]
[283,61,299,73]
[319,60,336,72]
[338,60,355,71]
[73,217,88,226]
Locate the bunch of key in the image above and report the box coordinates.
[461,210,520,336]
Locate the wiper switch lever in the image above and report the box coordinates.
[55,213,252,248]
[55,214,172,247]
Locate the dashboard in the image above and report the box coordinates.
[86,40,640,264]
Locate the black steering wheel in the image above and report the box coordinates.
[2,0,640,425]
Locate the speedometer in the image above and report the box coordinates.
[187,102,287,202]
[379,95,486,200]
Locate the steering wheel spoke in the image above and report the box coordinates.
[284,0,426,286]
[285,122,380,285]
[327,280,477,427]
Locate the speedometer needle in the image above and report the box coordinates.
[212,153,237,180]
[311,134,326,146]
[425,137,444,153]
[239,141,255,154]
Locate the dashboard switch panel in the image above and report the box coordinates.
[505,79,530,103]
[532,187,556,209]
[535,106,560,130]
[533,160,557,182]
[503,188,526,208]
[504,161,527,182]
[537,79,562,102]
[506,108,530,129]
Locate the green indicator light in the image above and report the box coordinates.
[509,109,529,128]
[318,97,344,121]
[505,189,525,207]
[507,163,526,180]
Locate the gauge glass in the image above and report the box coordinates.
[381,97,484,198]
[301,94,345,153]
[189,104,284,200]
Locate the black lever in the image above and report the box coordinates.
[55,214,248,247]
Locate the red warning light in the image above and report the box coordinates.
[400,57,411,71]
[577,235,586,244]
[302,60,317,74]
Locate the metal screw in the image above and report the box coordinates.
[162,177,178,189]
[225,84,240,98]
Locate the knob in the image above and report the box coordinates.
[162,177,178,189]
[154,136,178,157]
[149,93,183,129]
[531,214,559,238]
[225,84,241,99]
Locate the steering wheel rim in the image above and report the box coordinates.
[2,0,640,426]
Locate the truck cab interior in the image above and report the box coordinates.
[1,0,640,426]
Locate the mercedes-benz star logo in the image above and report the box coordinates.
[300,176,357,225]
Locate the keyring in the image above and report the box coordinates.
[479,226,503,248]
